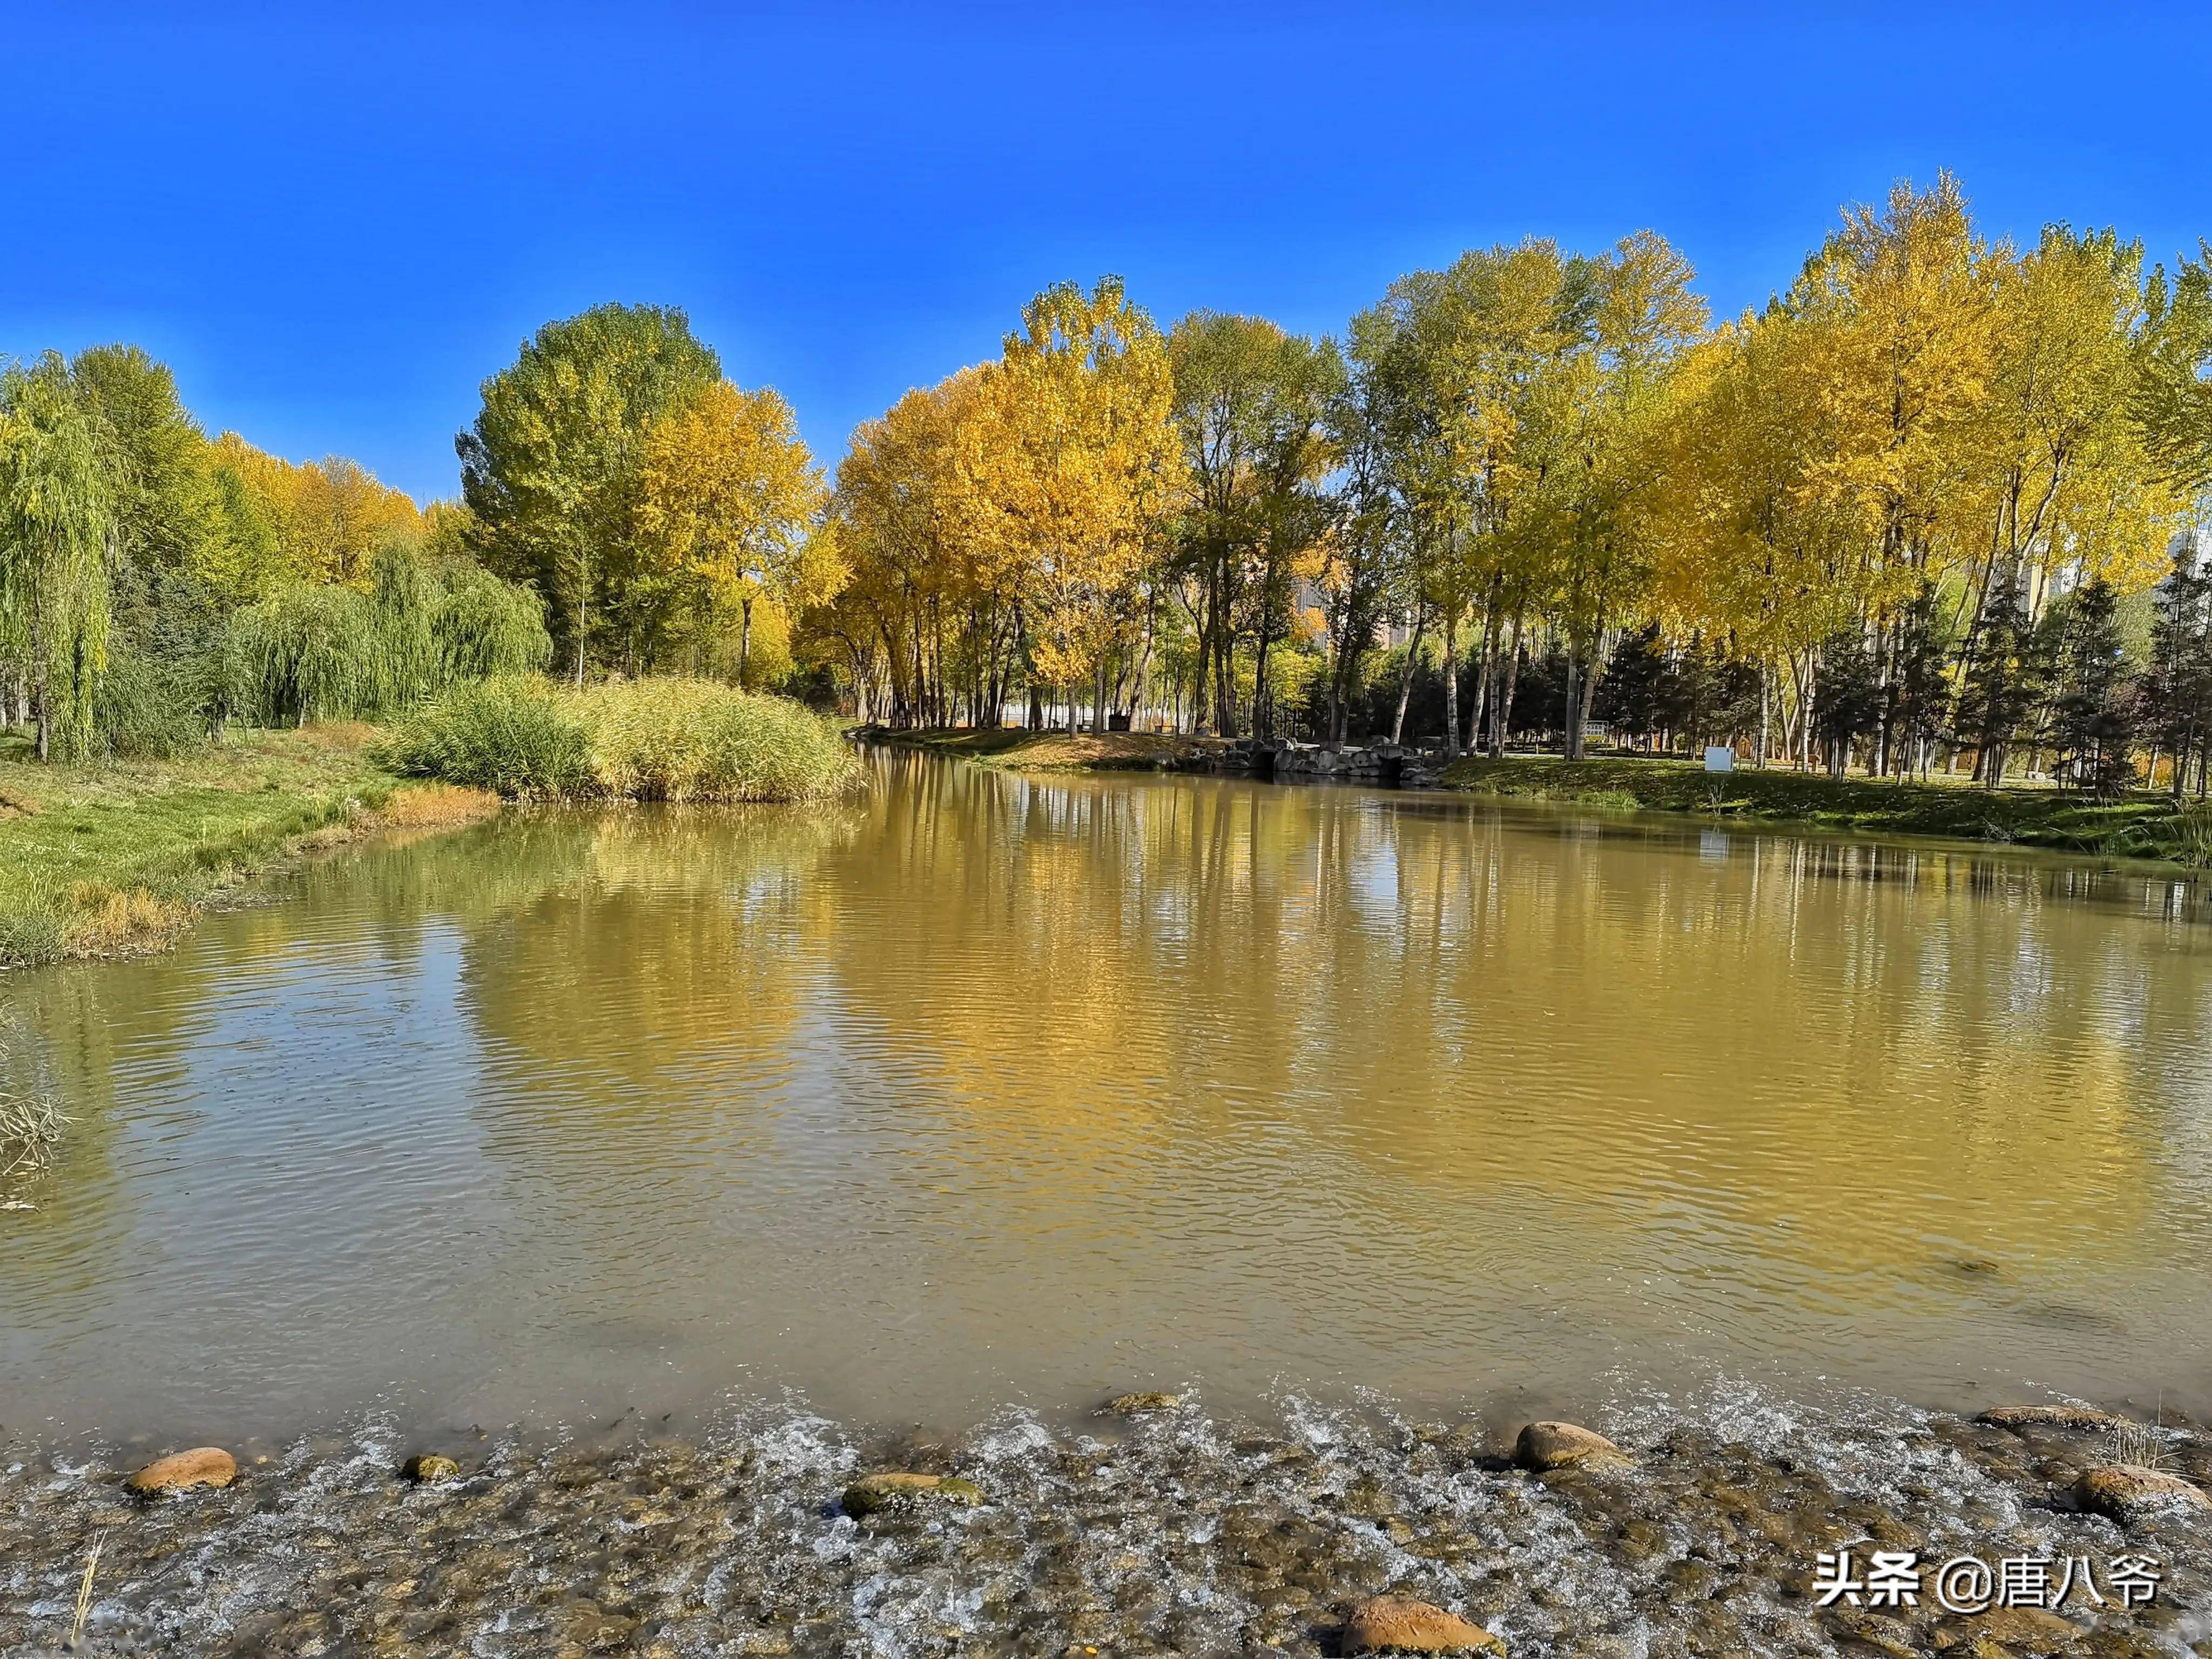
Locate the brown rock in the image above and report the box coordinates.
[126,1446,237,1494]
[841,1471,983,1518]
[1975,1405,2121,1432]
[2075,1462,2210,1521]
[1936,1606,2082,1653]
[1103,1392,1181,1415]
[1513,1420,1631,1472]
[1342,1596,1502,1654]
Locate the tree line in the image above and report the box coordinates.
[16,170,2212,794]
[0,347,547,759]
[806,173,2212,792]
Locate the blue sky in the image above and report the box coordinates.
[9,2,2209,503]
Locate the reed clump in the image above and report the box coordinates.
[380,677,854,804]
[1,1020,65,1184]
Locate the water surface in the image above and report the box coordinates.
[7,752,2212,1440]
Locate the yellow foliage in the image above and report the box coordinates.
[635,379,829,684]
[210,431,423,589]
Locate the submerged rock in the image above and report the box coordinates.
[1341,1595,1502,1654]
[1977,1404,2122,1432]
[840,1471,983,1518]
[9,1393,2209,1657]
[126,1446,236,1494]
[2076,1462,2210,1522]
[1934,1606,2083,1653]
[1513,1421,1631,1473]
[1103,1391,1181,1415]
[402,1453,461,1484]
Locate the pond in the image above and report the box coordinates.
[7,750,2212,1444]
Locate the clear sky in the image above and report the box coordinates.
[9,2,2209,503]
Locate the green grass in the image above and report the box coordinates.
[0,724,397,968]
[1440,753,2212,865]
[867,726,1221,772]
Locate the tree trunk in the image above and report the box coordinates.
[738,597,754,689]
[1488,615,1523,760]
[32,601,49,763]
[1390,609,1427,745]
[1562,644,1582,760]
[1573,646,1600,759]
[1442,609,1460,755]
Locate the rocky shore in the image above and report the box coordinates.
[1172,737,1445,788]
[4,1391,2208,1657]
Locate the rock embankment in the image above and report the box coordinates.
[8,1394,2209,1656]
[1176,737,1444,786]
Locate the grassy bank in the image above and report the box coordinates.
[0,726,497,969]
[1440,753,2212,864]
[865,726,1222,771]
[384,678,855,801]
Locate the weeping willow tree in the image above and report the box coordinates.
[431,559,552,683]
[0,354,114,760]
[232,545,550,726]
[233,582,376,726]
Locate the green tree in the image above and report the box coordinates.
[1168,312,1336,738]
[2049,576,2136,795]
[1594,625,1671,746]
[70,345,222,576]
[0,354,112,759]
[2146,536,2212,798]
[458,304,721,682]
[1891,582,1953,779]
[1956,575,2046,785]
[1813,629,1882,775]
[2138,245,2212,492]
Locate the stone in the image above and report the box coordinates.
[1975,1405,2121,1432]
[402,1453,462,1484]
[841,1471,983,1519]
[1514,1421,1631,1473]
[126,1446,237,1494]
[1103,1392,1181,1415]
[1935,1606,2083,1653]
[1341,1595,1502,1654]
[2075,1462,2210,1522]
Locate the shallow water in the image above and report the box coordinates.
[7,751,2212,1443]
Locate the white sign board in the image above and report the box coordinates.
[1703,746,1735,773]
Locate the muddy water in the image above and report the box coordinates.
[6,751,2212,1445]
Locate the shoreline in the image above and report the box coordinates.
[11,725,2203,977]
[6,1385,2207,1657]
[864,726,2212,872]
[0,727,497,970]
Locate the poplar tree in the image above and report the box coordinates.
[459,304,720,682]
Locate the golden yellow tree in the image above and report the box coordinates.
[208,433,422,589]
[637,380,831,685]
[965,277,1179,735]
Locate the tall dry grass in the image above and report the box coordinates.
[379,677,855,804]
